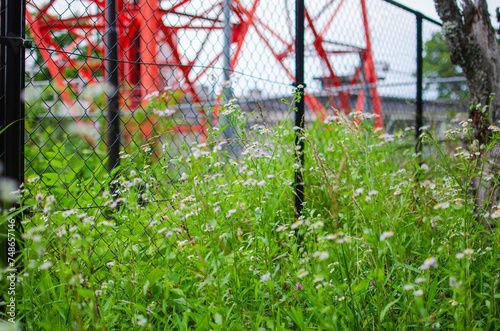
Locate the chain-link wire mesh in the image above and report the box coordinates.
[19,0,468,315]
[303,0,468,134]
[21,0,307,308]
[24,0,304,209]
[422,18,468,135]
[23,0,468,203]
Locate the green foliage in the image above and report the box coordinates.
[423,32,468,101]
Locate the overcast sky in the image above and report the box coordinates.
[395,0,500,27]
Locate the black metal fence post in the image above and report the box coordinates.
[415,12,423,153]
[294,0,305,217]
[106,0,120,173]
[0,0,25,195]
[0,0,26,315]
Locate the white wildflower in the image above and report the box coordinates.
[419,257,438,270]
[413,289,424,296]
[260,272,271,282]
[297,269,309,278]
[379,231,394,241]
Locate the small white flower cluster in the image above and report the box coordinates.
[191,143,211,160]
[144,91,159,101]
[454,146,471,159]
[153,108,176,117]
[403,283,425,296]
[312,251,329,261]
[193,173,223,186]
[313,275,325,288]
[260,272,271,282]
[379,231,394,241]
[236,178,265,187]
[379,133,395,143]
[488,125,500,132]
[212,140,227,153]
[349,110,376,120]
[98,220,116,227]
[433,201,450,210]
[310,221,324,229]
[181,206,202,220]
[455,248,473,259]
[353,187,364,197]
[226,209,237,218]
[26,175,40,184]
[177,240,189,247]
[419,256,438,270]
[220,98,239,116]
[24,224,45,243]
[445,128,460,139]
[103,196,126,209]
[61,209,77,218]
[242,143,272,159]
[276,224,288,233]
[291,216,306,229]
[489,206,500,219]
[297,268,309,278]
[323,115,338,124]
[43,195,56,213]
[137,315,148,326]
[219,80,232,88]
[448,276,464,291]
[459,119,471,127]
[321,231,354,244]
[393,186,402,196]
[250,124,271,134]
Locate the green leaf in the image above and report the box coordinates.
[42,173,59,185]
[0,118,22,135]
[380,297,400,323]
[257,236,268,246]
[351,279,370,293]
[143,280,150,296]
[169,272,180,284]
[51,159,64,169]
[170,288,184,297]
[287,306,305,329]
[214,313,223,325]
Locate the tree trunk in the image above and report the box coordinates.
[434,0,500,226]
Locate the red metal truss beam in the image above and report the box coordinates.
[34,0,56,21]
[243,5,327,118]
[163,28,202,105]
[189,5,224,71]
[26,0,383,128]
[249,22,295,80]
[319,0,347,38]
[231,0,259,70]
[304,7,351,112]
[360,0,383,128]
[161,0,194,13]
[234,3,291,53]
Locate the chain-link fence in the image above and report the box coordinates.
[19,0,468,205]
[2,0,468,318]
[23,0,297,210]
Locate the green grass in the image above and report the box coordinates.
[1,92,500,330]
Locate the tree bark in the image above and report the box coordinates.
[434,0,500,225]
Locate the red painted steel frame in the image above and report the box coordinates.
[27,0,384,129]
